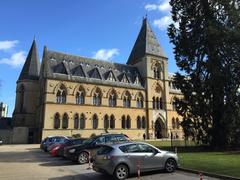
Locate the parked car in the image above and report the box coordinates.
[50,138,86,157]
[47,137,69,152]
[0,138,3,145]
[64,133,130,164]
[56,138,86,157]
[40,136,68,152]
[92,142,179,180]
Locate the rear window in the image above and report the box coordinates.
[119,144,140,153]
[97,146,113,155]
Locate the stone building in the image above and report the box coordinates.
[13,18,183,143]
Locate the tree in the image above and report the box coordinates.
[168,0,240,148]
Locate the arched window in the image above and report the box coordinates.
[80,113,85,129]
[160,97,163,109]
[109,90,117,107]
[19,85,24,112]
[62,113,69,129]
[137,116,141,129]
[123,91,131,108]
[142,116,146,129]
[56,84,67,104]
[74,113,79,129]
[76,87,85,105]
[156,97,160,109]
[136,93,144,108]
[172,118,176,129]
[176,118,180,129]
[152,97,156,109]
[93,88,102,106]
[104,114,109,129]
[172,100,177,111]
[126,115,131,129]
[54,113,60,129]
[110,115,115,129]
[92,114,98,129]
[153,64,161,79]
[121,115,126,129]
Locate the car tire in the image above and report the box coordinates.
[78,151,89,164]
[114,164,129,180]
[165,158,176,173]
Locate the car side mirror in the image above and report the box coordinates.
[153,149,159,155]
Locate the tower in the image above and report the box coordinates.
[127,17,170,139]
[13,39,40,143]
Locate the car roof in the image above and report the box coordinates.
[104,141,157,149]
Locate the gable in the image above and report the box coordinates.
[71,65,85,77]
[88,67,102,79]
[53,62,68,75]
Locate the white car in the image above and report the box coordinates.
[0,139,3,145]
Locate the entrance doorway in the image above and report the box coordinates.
[155,118,162,139]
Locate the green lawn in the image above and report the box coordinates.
[179,151,240,178]
[139,140,196,147]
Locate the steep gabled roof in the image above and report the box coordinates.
[43,50,144,89]
[18,39,40,80]
[127,17,166,65]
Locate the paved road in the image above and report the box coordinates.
[0,145,219,180]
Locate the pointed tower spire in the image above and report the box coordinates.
[18,39,40,80]
[127,17,166,65]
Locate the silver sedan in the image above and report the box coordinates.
[92,142,179,180]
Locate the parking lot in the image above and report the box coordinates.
[0,144,219,180]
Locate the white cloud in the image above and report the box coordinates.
[153,16,173,30]
[0,40,19,51]
[0,51,26,67]
[93,48,119,61]
[145,0,171,12]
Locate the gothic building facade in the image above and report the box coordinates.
[13,18,183,143]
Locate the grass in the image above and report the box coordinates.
[179,151,240,178]
[139,139,196,147]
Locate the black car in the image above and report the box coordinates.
[56,138,86,157]
[64,133,130,164]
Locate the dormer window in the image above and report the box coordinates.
[134,76,140,85]
[107,71,116,81]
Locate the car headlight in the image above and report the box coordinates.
[69,149,76,153]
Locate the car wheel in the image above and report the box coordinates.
[78,152,89,164]
[165,158,176,173]
[114,164,129,180]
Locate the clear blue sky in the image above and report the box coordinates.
[0,0,177,117]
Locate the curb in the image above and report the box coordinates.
[178,168,240,180]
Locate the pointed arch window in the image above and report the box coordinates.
[76,87,85,105]
[107,71,115,81]
[104,114,109,129]
[74,113,79,129]
[152,97,156,109]
[121,115,126,129]
[123,91,131,108]
[80,113,85,129]
[110,115,115,129]
[93,88,102,106]
[159,97,163,109]
[56,85,67,104]
[153,64,161,79]
[126,115,131,129]
[136,93,144,108]
[62,113,69,129]
[54,113,60,129]
[92,114,98,129]
[142,116,146,129]
[176,118,180,129]
[156,97,160,109]
[172,118,176,129]
[137,116,141,129]
[109,90,117,107]
[172,100,177,111]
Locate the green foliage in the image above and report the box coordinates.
[90,133,96,138]
[168,0,240,148]
[72,133,81,138]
